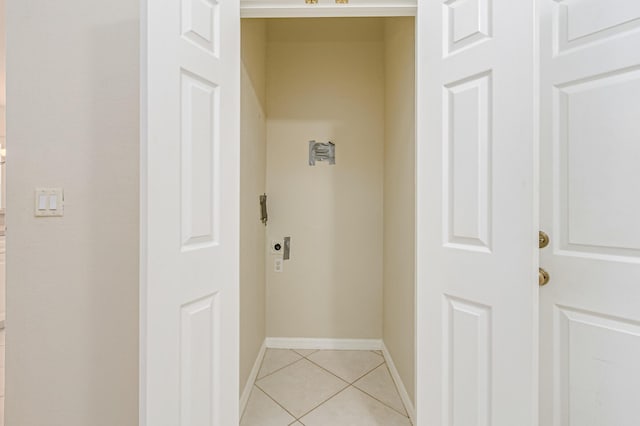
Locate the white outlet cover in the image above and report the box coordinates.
[274,258,283,272]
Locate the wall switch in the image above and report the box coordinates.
[38,195,48,210]
[34,188,64,217]
[274,258,283,273]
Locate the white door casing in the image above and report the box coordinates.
[141,0,240,425]
[539,1,640,425]
[417,1,538,425]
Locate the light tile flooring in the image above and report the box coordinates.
[241,349,412,426]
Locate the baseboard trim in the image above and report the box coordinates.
[382,343,416,425]
[265,337,383,351]
[239,341,267,418]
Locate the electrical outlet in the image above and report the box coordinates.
[274,258,283,273]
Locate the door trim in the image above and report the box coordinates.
[240,0,416,18]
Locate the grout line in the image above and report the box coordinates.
[302,357,352,386]
[253,383,300,421]
[353,377,410,419]
[254,350,304,382]
[382,344,416,424]
[346,360,386,385]
[302,351,385,386]
[293,384,352,421]
[254,349,409,424]
[255,354,349,421]
[292,348,319,357]
[382,362,413,421]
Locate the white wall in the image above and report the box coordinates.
[383,17,416,404]
[265,18,385,339]
[240,19,267,391]
[5,1,139,425]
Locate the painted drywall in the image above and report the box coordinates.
[5,1,139,425]
[241,19,267,112]
[265,18,385,339]
[240,19,267,393]
[383,17,416,404]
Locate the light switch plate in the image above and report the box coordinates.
[34,188,64,217]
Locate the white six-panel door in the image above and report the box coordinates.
[539,1,640,425]
[141,0,240,425]
[417,0,538,425]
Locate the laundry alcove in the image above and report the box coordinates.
[239,16,417,421]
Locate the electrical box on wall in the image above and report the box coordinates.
[270,239,283,255]
[34,188,64,217]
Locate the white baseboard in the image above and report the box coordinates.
[382,343,416,425]
[239,341,267,418]
[265,337,383,351]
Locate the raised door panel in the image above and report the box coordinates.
[180,295,221,426]
[444,71,492,252]
[443,296,492,426]
[555,307,640,426]
[181,71,220,250]
[444,0,492,55]
[554,0,640,53]
[182,0,220,56]
[555,67,640,261]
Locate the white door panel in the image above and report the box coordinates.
[540,1,640,425]
[141,0,240,425]
[417,0,538,425]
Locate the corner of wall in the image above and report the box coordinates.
[382,16,416,406]
[239,18,268,395]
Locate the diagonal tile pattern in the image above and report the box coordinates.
[307,349,384,383]
[291,348,318,357]
[300,386,412,426]
[257,349,302,379]
[354,364,407,415]
[256,358,348,418]
[242,348,413,425]
[240,386,295,426]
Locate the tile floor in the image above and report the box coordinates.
[241,348,412,426]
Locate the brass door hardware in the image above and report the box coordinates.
[539,268,550,286]
[305,0,318,4]
[539,231,549,249]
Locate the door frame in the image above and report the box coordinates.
[240,0,416,18]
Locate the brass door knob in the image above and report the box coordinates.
[539,231,549,249]
[539,268,550,286]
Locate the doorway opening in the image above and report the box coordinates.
[239,16,416,424]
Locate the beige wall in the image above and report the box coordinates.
[240,19,267,391]
[241,19,267,111]
[6,1,139,425]
[265,19,384,339]
[383,17,416,404]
